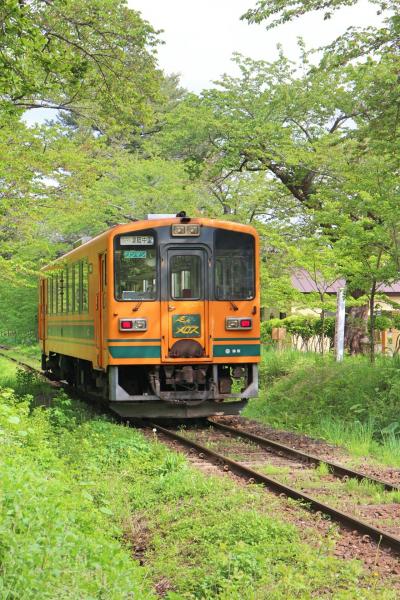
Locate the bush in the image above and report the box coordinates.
[260,318,282,342]
[0,386,153,599]
[370,315,392,332]
[261,315,336,348]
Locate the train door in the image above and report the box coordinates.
[96,253,107,368]
[161,248,210,361]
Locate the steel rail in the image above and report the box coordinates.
[0,351,39,373]
[0,351,70,393]
[152,422,400,555]
[208,419,400,493]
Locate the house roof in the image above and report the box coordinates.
[291,269,400,294]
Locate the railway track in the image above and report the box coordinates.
[208,418,400,493]
[2,350,400,557]
[0,350,39,372]
[152,421,400,556]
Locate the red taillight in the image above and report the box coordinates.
[225,317,253,330]
[119,318,148,332]
[240,319,252,328]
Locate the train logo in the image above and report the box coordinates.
[172,314,201,338]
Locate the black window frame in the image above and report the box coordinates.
[113,229,158,302]
[169,252,204,301]
[214,229,256,301]
[73,262,80,313]
[81,259,89,313]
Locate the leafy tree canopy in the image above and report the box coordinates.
[0,0,162,137]
[242,0,397,30]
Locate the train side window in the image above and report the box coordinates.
[59,272,64,313]
[73,263,80,313]
[54,275,59,314]
[215,230,255,300]
[65,266,70,313]
[102,256,107,287]
[69,266,73,313]
[71,266,75,312]
[52,275,55,314]
[82,260,89,312]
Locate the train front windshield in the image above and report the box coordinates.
[215,230,255,300]
[113,227,255,301]
[114,232,157,301]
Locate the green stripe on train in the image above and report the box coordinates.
[213,344,260,357]
[214,337,260,342]
[47,324,94,340]
[108,345,161,359]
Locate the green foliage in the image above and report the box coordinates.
[1,0,400,356]
[261,315,336,344]
[314,316,336,340]
[242,0,381,28]
[241,0,397,35]
[283,315,318,341]
[0,0,161,137]
[258,348,312,383]
[0,0,201,290]
[260,318,282,342]
[0,386,154,599]
[391,313,400,330]
[370,315,392,332]
[155,4,400,334]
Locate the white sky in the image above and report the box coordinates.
[23,0,380,124]
[129,0,381,92]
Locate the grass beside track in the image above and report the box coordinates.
[0,361,397,598]
[0,343,41,369]
[7,344,400,465]
[245,349,400,467]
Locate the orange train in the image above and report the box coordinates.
[38,214,260,418]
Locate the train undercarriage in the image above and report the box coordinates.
[43,352,258,418]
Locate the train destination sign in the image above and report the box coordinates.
[120,235,154,246]
[123,250,147,259]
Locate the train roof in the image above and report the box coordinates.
[41,216,258,271]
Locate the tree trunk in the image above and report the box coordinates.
[369,284,377,363]
[320,308,325,355]
[344,305,369,355]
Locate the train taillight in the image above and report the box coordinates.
[225,317,252,330]
[240,319,252,328]
[119,318,147,332]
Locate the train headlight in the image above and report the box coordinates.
[226,318,240,329]
[119,318,148,332]
[225,317,252,330]
[171,224,200,236]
